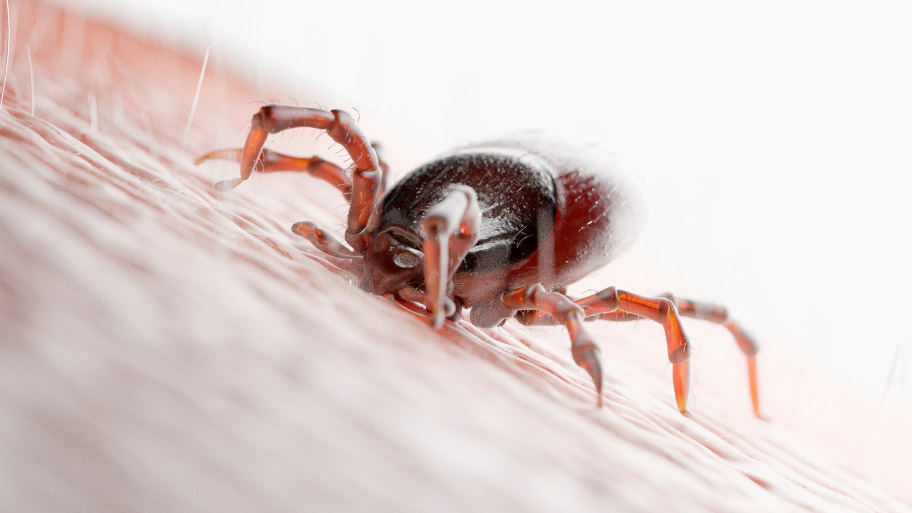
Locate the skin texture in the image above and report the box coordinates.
[1,2,910,512]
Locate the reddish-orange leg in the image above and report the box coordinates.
[291,222,361,260]
[196,141,391,201]
[656,294,761,417]
[420,186,481,328]
[518,288,691,413]
[199,106,382,252]
[505,285,605,407]
[571,288,691,414]
[581,287,763,416]
[517,289,760,416]
[195,148,354,201]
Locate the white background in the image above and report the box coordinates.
[58,0,912,406]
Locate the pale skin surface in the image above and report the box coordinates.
[0,2,909,512]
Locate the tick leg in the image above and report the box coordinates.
[528,287,692,415]
[221,106,381,252]
[516,309,641,324]
[574,291,759,416]
[196,148,353,201]
[524,289,758,416]
[420,186,480,329]
[291,221,362,259]
[503,285,604,406]
[371,141,390,197]
[657,294,761,417]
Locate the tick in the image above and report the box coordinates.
[197,105,760,417]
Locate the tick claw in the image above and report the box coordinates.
[573,346,603,407]
[673,361,690,415]
[215,178,243,192]
[429,311,444,330]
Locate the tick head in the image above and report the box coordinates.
[359,226,425,295]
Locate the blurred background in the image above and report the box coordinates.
[53,0,912,408]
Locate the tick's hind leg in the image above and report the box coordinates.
[516,287,690,414]
[478,285,605,406]
[572,287,759,417]
[656,294,760,417]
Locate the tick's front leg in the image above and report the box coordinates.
[199,106,382,252]
[291,222,362,260]
[420,186,480,329]
[195,148,353,200]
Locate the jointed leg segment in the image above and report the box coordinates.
[291,222,361,260]
[575,288,691,363]
[503,285,605,407]
[195,148,353,200]
[512,287,760,417]
[420,186,481,328]
[198,106,382,252]
[659,294,761,417]
[572,287,691,414]
[519,287,759,416]
[515,287,691,413]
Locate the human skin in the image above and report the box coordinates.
[0,2,909,512]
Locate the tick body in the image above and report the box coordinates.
[197,105,760,416]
